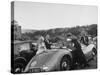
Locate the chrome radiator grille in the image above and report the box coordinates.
[29,68,41,73]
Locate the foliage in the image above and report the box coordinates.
[86,24,97,37]
[21,24,97,42]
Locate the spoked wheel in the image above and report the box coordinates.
[14,63,24,73]
[60,56,71,71]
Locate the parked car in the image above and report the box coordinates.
[23,43,96,73]
[24,48,72,73]
[12,41,37,73]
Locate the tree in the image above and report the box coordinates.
[86,24,97,37]
[67,27,80,37]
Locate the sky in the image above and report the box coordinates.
[14,1,98,30]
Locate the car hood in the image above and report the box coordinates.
[32,50,58,67]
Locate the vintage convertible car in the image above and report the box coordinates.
[24,48,72,73]
[12,41,37,73]
[23,43,96,73]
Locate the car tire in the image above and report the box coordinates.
[60,56,71,71]
[14,63,24,73]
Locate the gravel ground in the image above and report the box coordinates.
[84,56,97,69]
[73,55,97,70]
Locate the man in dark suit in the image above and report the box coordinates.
[44,35,52,49]
[66,33,88,67]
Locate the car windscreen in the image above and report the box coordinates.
[20,43,30,51]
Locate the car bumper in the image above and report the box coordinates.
[25,68,47,73]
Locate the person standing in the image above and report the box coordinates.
[66,33,88,67]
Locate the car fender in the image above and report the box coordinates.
[14,57,27,64]
[53,49,73,70]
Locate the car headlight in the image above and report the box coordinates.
[30,61,37,67]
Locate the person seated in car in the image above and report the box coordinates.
[66,33,88,67]
[44,34,52,49]
[36,36,46,54]
[30,43,38,56]
[19,43,38,62]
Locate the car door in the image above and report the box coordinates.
[82,44,94,61]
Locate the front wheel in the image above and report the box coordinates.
[60,56,71,71]
[14,63,24,73]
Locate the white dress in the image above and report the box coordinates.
[36,42,46,54]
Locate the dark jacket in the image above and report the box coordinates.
[71,38,87,65]
[80,36,89,45]
[44,39,52,49]
[71,39,81,50]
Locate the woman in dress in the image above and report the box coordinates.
[36,36,46,54]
